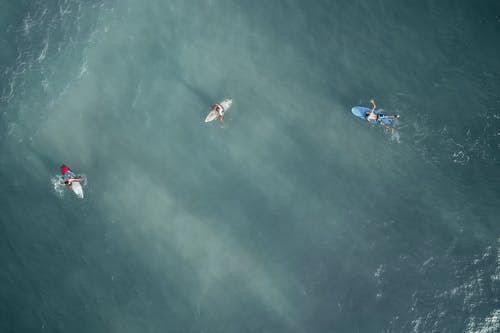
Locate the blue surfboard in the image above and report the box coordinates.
[351,106,395,126]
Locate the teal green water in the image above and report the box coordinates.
[1,1,499,332]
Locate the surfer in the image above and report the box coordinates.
[60,164,83,191]
[205,99,233,123]
[366,99,399,128]
[211,103,224,121]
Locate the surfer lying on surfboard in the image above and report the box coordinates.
[60,164,83,191]
[211,103,225,121]
[366,99,399,129]
[205,99,233,123]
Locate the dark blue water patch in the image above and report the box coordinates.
[0,1,30,71]
[0,0,111,139]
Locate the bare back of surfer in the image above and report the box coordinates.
[366,99,399,129]
[62,177,83,191]
[211,103,224,121]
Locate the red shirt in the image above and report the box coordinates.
[60,165,70,174]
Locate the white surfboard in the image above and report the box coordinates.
[72,181,84,199]
[205,98,233,123]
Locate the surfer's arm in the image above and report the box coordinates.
[370,99,376,113]
[67,177,83,183]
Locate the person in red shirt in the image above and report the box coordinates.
[60,164,83,190]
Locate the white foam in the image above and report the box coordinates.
[50,175,66,197]
[465,309,500,333]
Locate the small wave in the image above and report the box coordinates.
[465,309,500,333]
[452,150,471,165]
[7,123,17,136]
[41,78,49,91]
[77,55,88,78]
[37,36,49,62]
[50,175,66,197]
[78,174,88,187]
[389,128,401,143]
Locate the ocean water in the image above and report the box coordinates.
[1,0,499,332]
